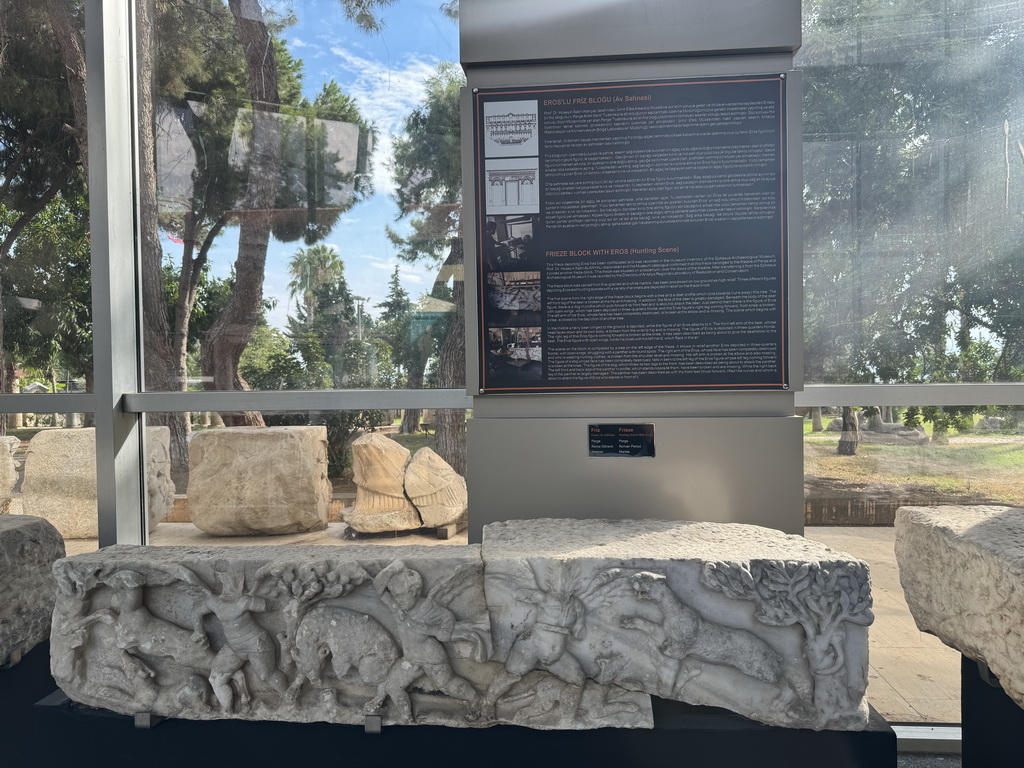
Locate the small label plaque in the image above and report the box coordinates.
[588,423,655,458]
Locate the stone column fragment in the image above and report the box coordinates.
[404,447,467,528]
[344,433,421,533]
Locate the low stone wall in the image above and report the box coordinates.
[51,519,872,731]
[896,504,1024,709]
[1,515,65,665]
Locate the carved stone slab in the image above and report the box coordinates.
[482,519,873,731]
[896,505,1024,708]
[0,515,65,665]
[50,519,873,731]
[188,427,331,536]
[404,448,467,528]
[50,543,650,729]
[345,433,421,533]
[0,436,19,513]
[21,427,173,538]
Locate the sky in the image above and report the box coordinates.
[183,0,460,331]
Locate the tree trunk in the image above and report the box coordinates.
[433,237,466,476]
[811,407,823,432]
[837,406,859,456]
[44,0,88,174]
[201,0,282,428]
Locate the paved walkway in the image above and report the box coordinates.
[66,522,960,726]
[807,527,961,724]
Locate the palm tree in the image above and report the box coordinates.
[287,244,345,323]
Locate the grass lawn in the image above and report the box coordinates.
[804,432,1024,505]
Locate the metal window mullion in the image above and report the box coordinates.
[123,389,474,414]
[86,0,146,547]
[795,383,1024,408]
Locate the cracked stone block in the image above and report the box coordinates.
[405,448,467,529]
[188,427,331,536]
[896,504,1024,709]
[344,433,421,533]
[0,515,64,664]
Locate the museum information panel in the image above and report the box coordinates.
[474,75,789,394]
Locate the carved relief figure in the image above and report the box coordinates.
[481,562,588,723]
[364,561,486,723]
[183,562,289,711]
[617,571,782,695]
[288,604,398,702]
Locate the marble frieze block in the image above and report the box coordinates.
[481,519,873,731]
[50,542,650,729]
[50,519,873,731]
[1,515,65,665]
[896,505,1024,709]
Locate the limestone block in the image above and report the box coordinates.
[188,427,330,536]
[21,427,179,538]
[896,505,1024,709]
[345,433,421,533]
[404,448,467,528]
[49,543,650,729]
[0,515,64,664]
[0,435,19,510]
[482,519,873,731]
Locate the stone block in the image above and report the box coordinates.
[896,505,1024,710]
[50,519,873,732]
[0,435,19,511]
[404,447,467,528]
[188,427,330,536]
[482,519,873,731]
[344,433,421,533]
[0,515,64,664]
[50,542,650,729]
[20,427,175,538]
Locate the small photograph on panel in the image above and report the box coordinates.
[485,158,540,216]
[482,100,539,157]
[487,271,541,312]
[486,326,543,383]
[481,215,539,271]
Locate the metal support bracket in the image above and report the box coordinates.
[134,712,164,729]
[364,714,382,734]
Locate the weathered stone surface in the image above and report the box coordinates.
[345,433,420,533]
[0,436,19,512]
[50,543,650,729]
[20,427,180,538]
[1,515,64,664]
[404,448,467,528]
[146,427,174,532]
[50,519,873,732]
[188,427,330,537]
[482,519,873,731]
[896,505,1024,709]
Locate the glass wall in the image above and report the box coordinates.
[799,0,1024,386]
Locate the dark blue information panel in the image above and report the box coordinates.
[588,423,656,458]
[474,74,789,394]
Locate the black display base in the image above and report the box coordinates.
[2,642,895,768]
[962,654,1024,766]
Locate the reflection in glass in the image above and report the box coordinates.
[147,410,468,548]
[800,1,1024,384]
[0,4,92,395]
[138,1,465,486]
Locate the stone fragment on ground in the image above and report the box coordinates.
[0,515,64,665]
[50,518,873,732]
[188,426,331,536]
[404,447,467,528]
[896,504,1024,709]
[345,432,421,533]
[20,427,174,538]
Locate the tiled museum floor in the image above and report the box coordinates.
[65,523,960,726]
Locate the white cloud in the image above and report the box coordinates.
[289,37,310,48]
[328,46,439,194]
